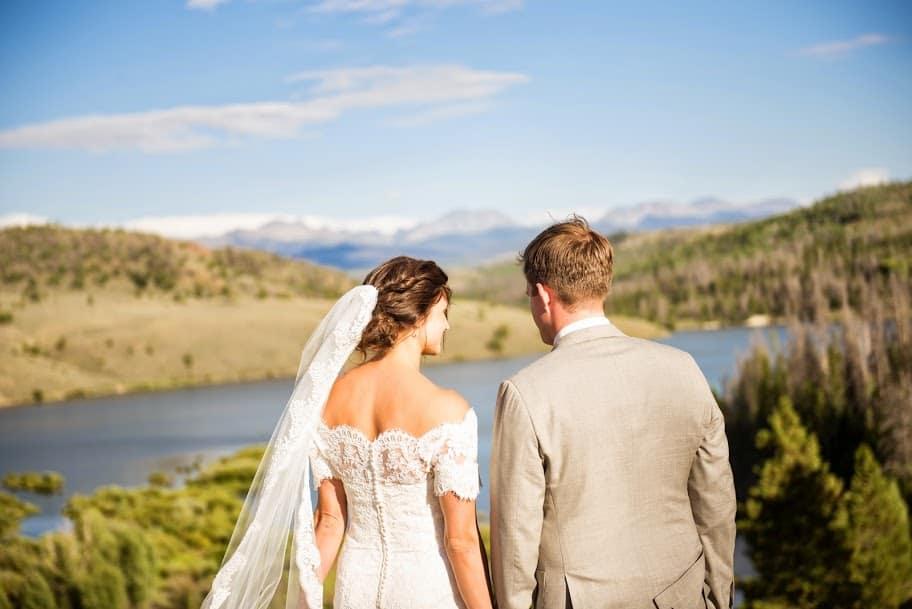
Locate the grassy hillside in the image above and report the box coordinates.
[0,225,667,407]
[0,290,553,407]
[0,224,354,302]
[454,181,912,329]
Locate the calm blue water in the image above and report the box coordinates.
[0,324,789,591]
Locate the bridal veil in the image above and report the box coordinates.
[199,284,378,609]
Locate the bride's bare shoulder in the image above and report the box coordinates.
[427,384,471,426]
[324,365,370,411]
[334,364,364,385]
[327,367,354,394]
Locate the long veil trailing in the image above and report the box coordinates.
[199,285,378,609]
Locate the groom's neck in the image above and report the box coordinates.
[551,301,607,336]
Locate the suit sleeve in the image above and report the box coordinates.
[686,355,737,609]
[490,380,545,609]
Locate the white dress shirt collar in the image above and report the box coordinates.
[552,316,611,348]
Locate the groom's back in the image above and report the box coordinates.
[496,324,727,608]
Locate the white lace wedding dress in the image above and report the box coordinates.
[310,408,481,609]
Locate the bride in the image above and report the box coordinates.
[200,256,495,609]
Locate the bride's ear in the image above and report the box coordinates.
[410,315,428,340]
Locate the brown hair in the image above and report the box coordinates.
[358,256,452,357]
[519,215,613,307]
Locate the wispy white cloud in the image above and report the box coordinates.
[0,213,51,229]
[187,0,230,11]
[0,211,419,239]
[389,101,490,126]
[386,16,426,37]
[310,0,520,14]
[363,8,402,25]
[799,33,891,58]
[122,213,418,239]
[309,0,520,36]
[839,167,890,190]
[0,65,528,153]
[124,213,291,239]
[0,103,328,153]
[286,64,527,98]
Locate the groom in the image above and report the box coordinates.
[490,217,736,609]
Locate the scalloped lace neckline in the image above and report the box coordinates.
[318,408,475,445]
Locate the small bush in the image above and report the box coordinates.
[2,471,64,495]
[147,472,173,487]
[485,324,510,354]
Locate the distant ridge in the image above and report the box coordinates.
[191,196,800,270]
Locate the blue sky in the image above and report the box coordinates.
[1,0,910,234]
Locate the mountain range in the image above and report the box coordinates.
[197,197,799,270]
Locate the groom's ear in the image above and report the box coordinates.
[535,282,553,310]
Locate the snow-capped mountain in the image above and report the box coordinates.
[399,209,518,243]
[4,196,798,271]
[594,197,799,233]
[196,197,797,269]
[194,209,528,268]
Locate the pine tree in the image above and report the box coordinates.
[740,396,850,608]
[0,493,57,609]
[840,444,912,608]
[16,571,56,609]
[111,522,157,607]
[76,561,128,609]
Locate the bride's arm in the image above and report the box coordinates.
[440,494,494,609]
[313,478,347,582]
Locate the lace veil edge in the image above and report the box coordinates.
[199,285,378,609]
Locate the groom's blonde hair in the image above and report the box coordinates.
[520,215,613,308]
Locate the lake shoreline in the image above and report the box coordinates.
[0,316,786,411]
[0,350,543,412]
[0,292,558,408]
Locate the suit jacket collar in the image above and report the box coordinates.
[551,321,626,351]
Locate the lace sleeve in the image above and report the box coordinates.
[310,432,335,490]
[433,409,480,501]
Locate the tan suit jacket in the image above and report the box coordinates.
[490,323,736,609]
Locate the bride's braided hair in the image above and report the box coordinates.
[358,256,451,357]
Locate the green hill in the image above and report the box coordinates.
[0,224,355,302]
[0,226,348,406]
[453,181,912,329]
[1,226,668,408]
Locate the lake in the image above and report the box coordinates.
[0,323,789,595]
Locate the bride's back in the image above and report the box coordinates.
[322,359,467,439]
[315,358,479,609]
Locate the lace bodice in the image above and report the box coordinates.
[310,408,480,608]
[311,408,480,499]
